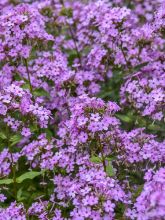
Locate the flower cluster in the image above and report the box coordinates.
[22,133,57,170]
[0,3,53,60]
[0,149,20,177]
[119,128,165,164]
[120,63,165,121]
[53,163,127,220]
[127,168,165,220]
[0,202,26,220]
[0,83,51,128]
[0,0,164,219]
[58,95,120,146]
[112,0,163,22]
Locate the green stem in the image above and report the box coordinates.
[68,25,82,66]
[24,59,34,99]
[6,126,17,199]
[120,43,131,70]
[60,0,82,66]
[10,158,17,199]
[98,138,106,172]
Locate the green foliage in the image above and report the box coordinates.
[21,82,31,90]
[99,69,123,102]
[133,185,144,201]
[133,62,149,72]
[0,132,7,140]
[33,88,50,98]
[106,161,115,177]
[60,7,73,18]
[116,113,133,123]
[16,171,44,183]
[0,171,44,185]
[10,134,22,147]
[0,179,13,185]
[90,156,102,163]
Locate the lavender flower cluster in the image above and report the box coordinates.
[0,0,164,219]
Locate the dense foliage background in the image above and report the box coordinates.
[0,0,165,219]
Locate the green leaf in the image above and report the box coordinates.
[10,134,22,146]
[116,114,133,123]
[14,73,22,81]
[68,50,78,65]
[105,156,116,161]
[46,129,53,140]
[99,91,113,99]
[90,156,102,163]
[17,196,26,202]
[106,162,115,177]
[0,179,13,185]
[0,132,7,140]
[33,88,50,97]
[30,123,38,132]
[17,187,23,201]
[16,187,26,202]
[148,124,162,131]
[60,7,73,17]
[133,62,148,72]
[133,185,144,200]
[16,171,44,183]
[21,83,30,90]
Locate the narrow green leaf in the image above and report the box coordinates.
[10,134,22,146]
[134,62,148,72]
[0,132,7,140]
[60,7,73,17]
[29,124,38,132]
[116,114,133,123]
[106,162,115,177]
[90,156,102,163]
[14,73,22,81]
[148,124,162,131]
[21,83,30,90]
[17,187,24,202]
[0,179,13,185]
[105,156,116,161]
[16,171,44,183]
[99,91,113,99]
[33,88,50,97]
[46,129,53,140]
[133,185,144,199]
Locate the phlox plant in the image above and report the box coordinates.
[0,0,164,220]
